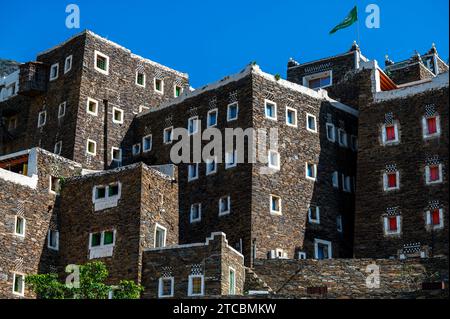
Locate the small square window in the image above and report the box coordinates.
[305,163,317,181]
[326,123,335,142]
[188,164,199,181]
[264,100,277,120]
[270,195,281,215]
[95,186,106,199]
[37,111,47,128]
[48,230,59,250]
[103,231,114,245]
[219,196,231,216]
[64,55,73,74]
[188,116,199,135]
[154,78,164,94]
[12,273,25,296]
[384,216,401,235]
[190,203,202,223]
[174,85,183,97]
[298,252,307,260]
[136,72,146,87]
[286,107,297,127]
[188,275,204,296]
[112,107,124,124]
[90,233,102,247]
[86,139,97,156]
[338,129,348,147]
[14,216,25,237]
[49,176,61,194]
[108,184,119,197]
[58,102,66,118]
[111,147,122,164]
[158,277,174,298]
[227,102,238,122]
[382,123,399,145]
[142,135,152,152]
[154,224,167,248]
[225,150,237,169]
[268,150,280,170]
[49,63,59,81]
[163,127,173,144]
[206,157,217,175]
[426,164,443,184]
[306,114,317,133]
[207,109,218,128]
[314,239,332,259]
[426,208,443,229]
[132,143,141,156]
[94,51,109,74]
[423,116,440,138]
[87,98,98,116]
[7,116,18,131]
[308,206,320,224]
[54,141,62,155]
[384,171,399,191]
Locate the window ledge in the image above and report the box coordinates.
[89,246,114,259]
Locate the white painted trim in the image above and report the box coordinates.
[154,223,167,248]
[383,215,401,236]
[426,208,444,230]
[163,126,174,144]
[225,150,237,169]
[154,78,164,94]
[190,203,202,223]
[306,113,317,133]
[187,116,199,135]
[54,141,62,155]
[37,110,47,128]
[64,55,73,74]
[188,163,199,181]
[308,206,320,224]
[422,115,441,139]
[269,194,282,215]
[285,106,298,127]
[207,108,218,128]
[206,157,218,176]
[302,70,333,90]
[94,50,110,75]
[264,99,277,121]
[89,229,116,249]
[142,134,153,152]
[58,102,66,118]
[381,123,400,146]
[138,105,150,113]
[158,277,174,298]
[12,272,25,297]
[112,107,124,124]
[314,239,332,259]
[0,169,38,189]
[135,71,146,88]
[326,123,336,142]
[332,171,339,188]
[86,139,97,156]
[174,84,183,98]
[86,97,99,116]
[111,147,122,163]
[267,150,280,171]
[188,274,205,297]
[337,215,343,233]
[227,102,239,122]
[338,128,348,148]
[425,164,443,185]
[47,230,59,251]
[228,267,236,295]
[132,143,141,156]
[383,171,400,191]
[49,63,59,81]
[14,216,26,237]
[305,162,317,181]
[218,196,231,216]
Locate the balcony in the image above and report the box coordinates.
[18,62,48,96]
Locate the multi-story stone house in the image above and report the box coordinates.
[0,31,448,299]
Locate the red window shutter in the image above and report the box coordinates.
[430,166,439,181]
[388,173,397,188]
[431,209,440,225]
[386,126,396,141]
[389,217,398,231]
[427,117,437,134]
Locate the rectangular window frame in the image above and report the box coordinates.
[135,72,146,87]
[58,102,66,118]
[54,141,62,155]
[207,108,218,128]
[338,129,348,147]
[225,150,237,169]
[326,123,336,142]
[188,116,199,135]
[384,216,401,236]
[190,203,202,223]
[94,50,110,75]
[112,107,124,124]
[264,99,277,121]
[381,123,399,145]
[87,98,99,116]
[188,274,204,297]
[426,208,444,230]
[47,230,59,251]
[154,223,167,248]
[154,78,164,94]
[285,106,297,127]
[308,206,320,224]
[229,267,236,295]
[383,171,400,191]
[314,238,332,260]
[49,63,59,81]
[163,126,174,144]
[12,273,25,297]
[425,164,443,185]
[206,157,218,175]
[158,277,174,298]
[37,111,47,128]
[227,102,239,122]
[86,139,97,156]
[268,150,280,170]
[64,55,73,74]
[305,162,317,181]
[142,135,153,153]
[306,113,317,133]
[422,115,441,139]
[14,216,26,237]
[270,194,282,216]
[218,196,231,216]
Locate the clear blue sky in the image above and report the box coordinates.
[0,0,448,87]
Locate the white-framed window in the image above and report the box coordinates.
[425,164,443,184]
[188,275,204,297]
[227,102,238,122]
[188,116,199,135]
[264,99,277,120]
[350,135,358,151]
[298,252,307,260]
[89,230,116,259]
[49,175,61,194]
[314,239,332,260]
[58,102,66,118]
[132,143,141,156]
[381,123,399,145]
[305,163,317,181]
[86,139,97,156]
[383,215,401,236]
[135,71,146,87]
[338,129,348,147]
[332,171,339,189]
[174,85,183,97]
[154,223,167,248]
[268,150,280,170]
[111,147,122,165]
[188,163,199,181]
[207,109,218,128]
[12,273,25,296]
[142,135,153,152]
[308,206,320,224]
[14,216,25,237]
[37,111,47,128]
[92,183,121,210]
[426,208,444,230]
[270,195,282,215]
[285,107,297,127]
[64,55,73,74]
[54,141,62,155]
[49,63,59,81]
[303,70,332,89]
[326,123,335,142]
[422,115,441,139]
[342,175,352,192]
[206,157,217,175]
[337,215,343,233]
[190,203,202,223]
[154,78,164,94]
[112,107,124,124]
[229,267,236,295]
[94,50,109,75]
[158,277,174,298]
[87,98,99,116]
[138,105,149,113]
[7,116,18,131]
[47,230,59,250]
[219,196,231,216]
[383,171,400,191]
[163,127,174,144]
[306,113,317,133]
[225,150,237,169]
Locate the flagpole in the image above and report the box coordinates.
[356,8,361,46]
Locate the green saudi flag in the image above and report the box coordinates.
[329,6,358,34]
